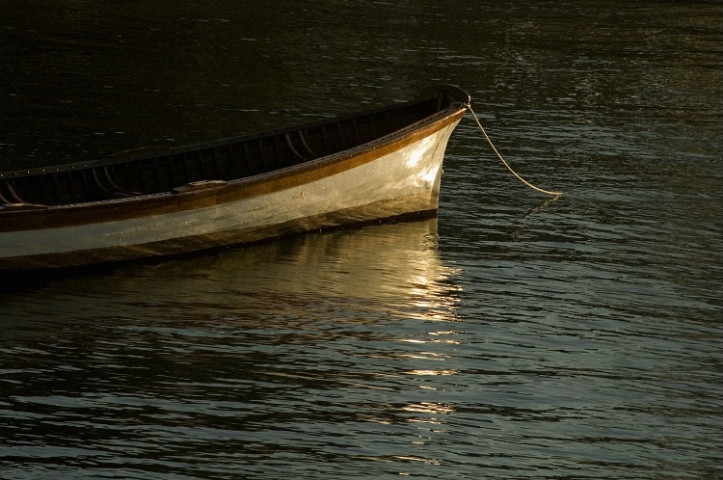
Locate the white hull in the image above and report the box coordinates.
[0,122,459,270]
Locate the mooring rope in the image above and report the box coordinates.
[465,104,562,197]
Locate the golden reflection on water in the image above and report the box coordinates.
[404,369,460,376]
[403,401,457,423]
[172,217,465,324]
[3,218,465,475]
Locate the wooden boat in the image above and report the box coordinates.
[0,85,469,271]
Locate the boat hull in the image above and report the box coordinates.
[0,112,463,271]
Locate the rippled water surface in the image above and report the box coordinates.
[1,1,721,479]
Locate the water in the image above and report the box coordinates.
[1,1,722,479]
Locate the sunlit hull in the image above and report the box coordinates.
[0,86,468,271]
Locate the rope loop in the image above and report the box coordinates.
[466,104,562,197]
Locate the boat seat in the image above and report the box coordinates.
[0,202,48,211]
[172,179,227,194]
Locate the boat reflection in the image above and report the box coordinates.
[1,218,463,328]
[128,217,464,326]
[0,218,465,474]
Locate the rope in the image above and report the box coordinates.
[465,104,562,197]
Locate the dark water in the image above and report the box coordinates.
[1,1,722,479]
